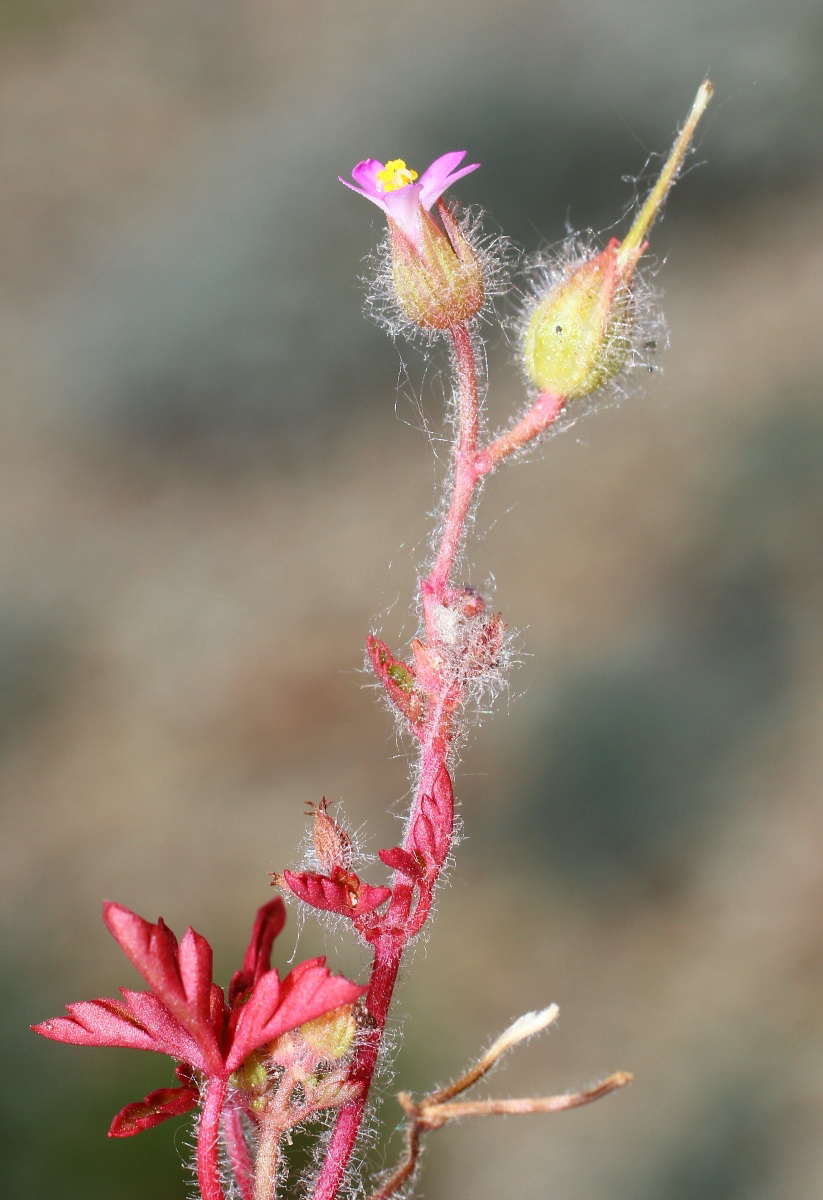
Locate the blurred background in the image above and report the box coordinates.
[2,1,823,1197]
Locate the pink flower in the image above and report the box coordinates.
[339,151,480,243]
[33,898,364,1138]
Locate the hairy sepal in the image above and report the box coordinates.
[367,634,426,733]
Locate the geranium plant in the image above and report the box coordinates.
[34,81,713,1200]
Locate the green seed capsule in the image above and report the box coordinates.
[523,242,633,399]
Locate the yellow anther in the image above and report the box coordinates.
[376,159,418,192]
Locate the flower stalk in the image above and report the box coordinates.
[198,1078,230,1200]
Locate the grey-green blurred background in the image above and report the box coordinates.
[3,1,823,1197]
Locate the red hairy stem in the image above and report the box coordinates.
[197,1077,229,1200]
[253,1123,281,1200]
[474,389,566,476]
[224,1105,255,1200]
[421,322,481,639]
[313,328,562,1200]
[312,711,453,1200]
[311,942,403,1200]
[312,327,479,1200]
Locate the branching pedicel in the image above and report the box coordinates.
[33,82,713,1200]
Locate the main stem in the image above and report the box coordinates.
[312,323,564,1200]
[311,324,479,1200]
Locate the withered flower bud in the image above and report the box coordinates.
[307,798,352,874]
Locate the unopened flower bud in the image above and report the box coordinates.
[523,238,636,399]
[304,1068,363,1111]
[229,1048,270,1109]
[523,80,713,400]
[300,1004,357,1061]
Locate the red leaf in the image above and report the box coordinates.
[108,1082,198,1137]
[379,846,424,880]
[229,898,286,1005]
[117,989,208,1069]
[226,961,363,1071]
[282,870,391,918]
[103,903,224,1075]
[32,997,158,1053]
[282,869,352,915]
[354,882,394,913]
[32,988,210,1073]
[410,764,454,874]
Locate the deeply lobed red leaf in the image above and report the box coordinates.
[409,764,454,876]
[227,958,364,1072]
[103,903,224,1075]
[33,996,159,1053]
[378,846,424,880]
[228,897,285,1005]
[109,1081,198,1137]
[34,896,364,1143]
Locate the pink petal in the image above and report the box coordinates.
[418,150,468,187]
[350,159,384,194]
[418,151,480,209]
[382,185,424,238]
[108,1083,198,1138]
[340,152,479,226]
[338,176,390,213]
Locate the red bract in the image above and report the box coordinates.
[367,634,427,733]
[277,764,453,947]
[33,898,364,1199]
[282,867,392,921]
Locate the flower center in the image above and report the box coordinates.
[376,159,418,192]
